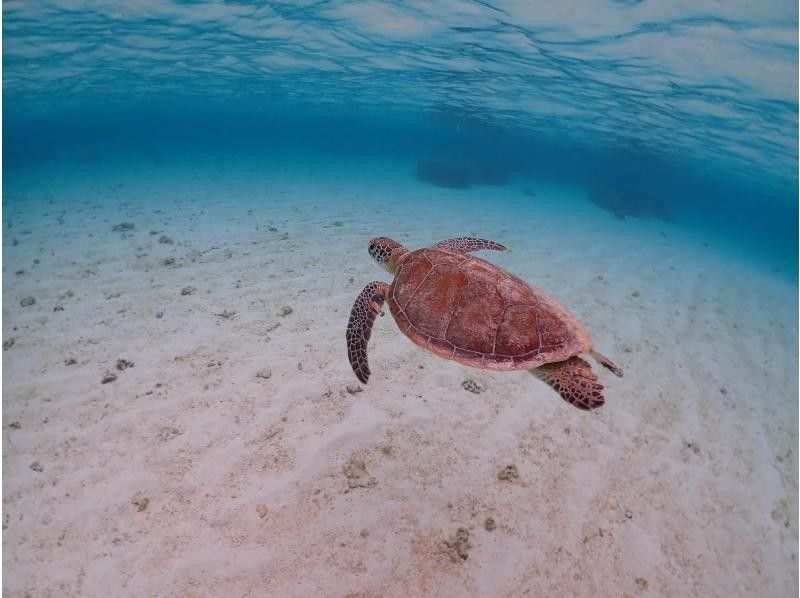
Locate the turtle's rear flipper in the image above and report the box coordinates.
[432,237,507,253]
[531,357,605,410]
[346,281,390,384]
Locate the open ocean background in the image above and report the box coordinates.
[4,0,798,276]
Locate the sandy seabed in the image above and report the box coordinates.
[2,155,797,597]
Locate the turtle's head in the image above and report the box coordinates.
[369,237,407,274]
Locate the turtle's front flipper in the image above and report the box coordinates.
[531,357,605,410]
[432,237,507,253]
[347,282,390,383]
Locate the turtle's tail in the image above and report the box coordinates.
[589,350,623,377]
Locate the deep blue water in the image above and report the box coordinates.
[4,0,798,276]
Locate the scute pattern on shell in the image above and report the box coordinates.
[388,248,590,370]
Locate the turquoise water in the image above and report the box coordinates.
[4,0,798,277]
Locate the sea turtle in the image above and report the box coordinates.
[346,237,623,410]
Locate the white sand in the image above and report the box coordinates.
[3,154,797,597]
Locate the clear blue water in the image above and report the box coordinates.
[4,1,798,278]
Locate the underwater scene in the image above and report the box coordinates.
[3,1,798,596]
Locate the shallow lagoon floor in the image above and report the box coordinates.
[2,153,797,597]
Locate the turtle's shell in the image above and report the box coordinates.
[388,248,592,371]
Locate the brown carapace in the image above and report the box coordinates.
[346,237,622,410]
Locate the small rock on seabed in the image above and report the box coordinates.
[461,378,484,394]
[131,494,149,512]
[343,457,376,490]
[497,464,519,481]
[443,528,471,562]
